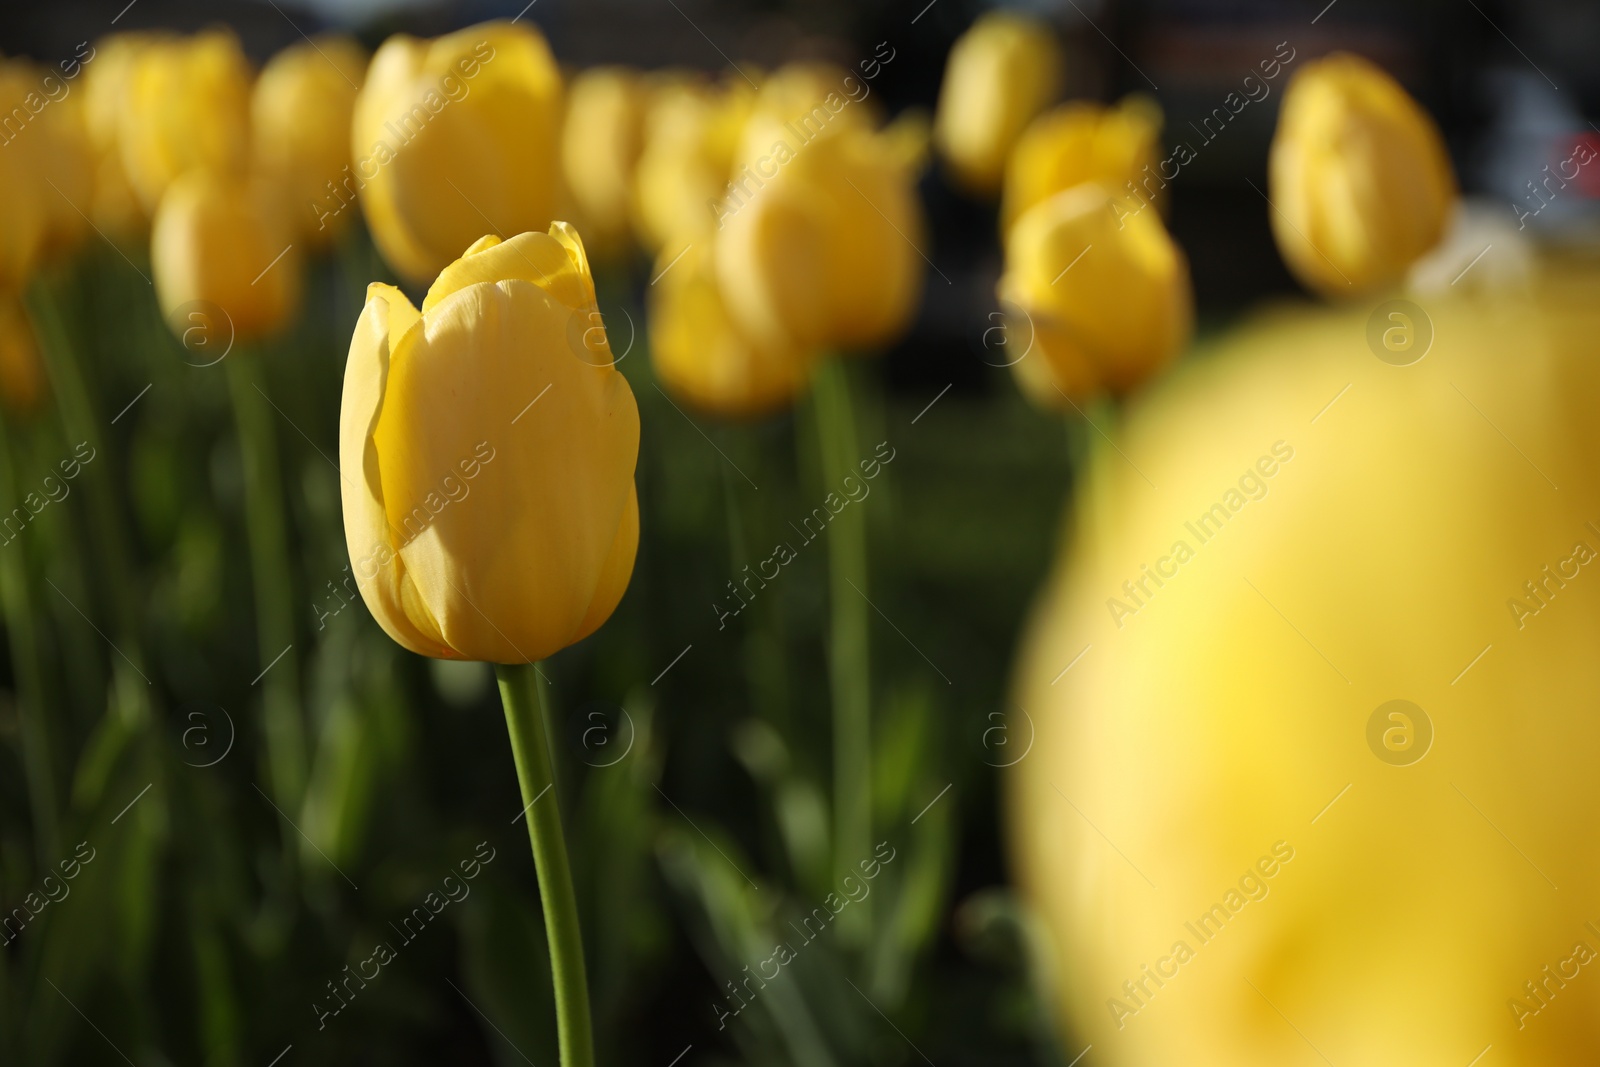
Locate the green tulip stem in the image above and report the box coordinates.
[813,358,871,939]
[27,282,149,718]
[226,357,307,813]
[0,418,59,857]
[496,662,594,1067]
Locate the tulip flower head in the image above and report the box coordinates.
[340,223,639,664]
[650,240,816,418]
[120,29,253,212]
[998,182,1191,403]
[633,74,755,254]
[1010,286,1600,1065]
[714,74,930,353]
[253,36,368,248]
[1002,96,1164,237]
[151,169,300,345]
[935,11,1064,196]
[1268,52,1457,296]
[352,21,563,285]
[560,66,651,255]
[0,105,46,290]
[0,60,95,263]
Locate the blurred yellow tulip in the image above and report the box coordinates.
[0,291,45,414]
[715,99,929,352]
[0,60,97,261]
[934,11,1063,196]
[633,74,754,254]
[1269,52,1456,296]
[1009,274,1600,1065]
[998,183,1190,401]
[560,66,650,255]
[1001,96,1163,237]
[121,29,252,212]
[0,74,49,286]
[339,223,639,663]
[650,241,815,417]
[81,32,158,235]
[151,170,299,344]
[352,21,562,285]
[253,36,368,248]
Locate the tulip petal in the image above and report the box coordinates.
[569,483,639,646]
[421,227,591,315]
[340,282,456,659]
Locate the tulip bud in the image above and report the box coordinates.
[1268,52,1456,296]
[1001,96,1164,238]
[340,223,639,663]
[998,183,1190,402]
[81,32,157,235]
[0,61,95,262]
[633,74,755,254]
[0,88,47,289]
[253,36,368,249]
[934,11,1064,196]
[121,29,253,212]
[560,66,650,255]
[1009,290,1600,1063]
[151,170,300,344]
[650,241,816,418]
[0,291,45,414]
[715,90,929,352]
[352,21,563,285]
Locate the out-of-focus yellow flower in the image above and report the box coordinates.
[1001,96,1163,237]
[934,11,1063,196]
[633,74,754,254]
[0,291,45,414]
[1009,275,1600,1065]
[121,29,252,212]
[715,87,928,352]
[340,223,639,663]
[253,36,368,248]
[0,59,97,261]
[352,21,562,285]
[37,88,96,258]
[0,66,51,282]
[151,170,299,343]
[1269,52,1456,296]
[650,240,815,417]
[998,183,1190,401]
[560,66,650,255]
[81,32,157,235]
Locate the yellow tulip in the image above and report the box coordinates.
[650,240,815,417]
[0,291,45,414]
[0,74,48,286]
[934,11,1063,196]
[352,21,563,285]
[253,36,368,248]
[1001,96,1163,237]
[151,170,299,344]
[998,182,1190,401]
[121,29,252,212]
[0,61,97,261]
[81,32,158,235]
[715,95,928,352]
[1269,52,1456,296]
[1009,276,1600,1065]
[560,66,650,255]
[632,74,754,253]
[339,223,639,664]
